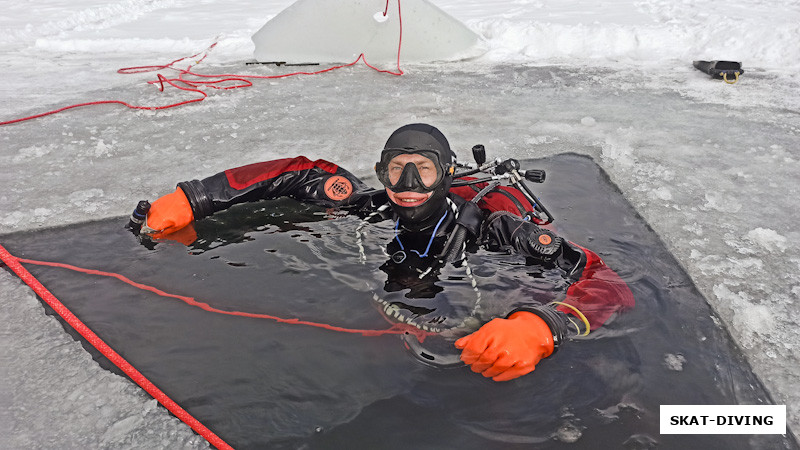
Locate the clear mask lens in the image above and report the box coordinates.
[377,150,445,192]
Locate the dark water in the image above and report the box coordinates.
[2,154,795,449]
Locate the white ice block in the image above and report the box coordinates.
[252,0,484,64]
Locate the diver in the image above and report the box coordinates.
[137,123,634,382]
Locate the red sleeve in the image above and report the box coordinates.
[224,157,339,190]
[559,246,635,330]
[179,156,372,219]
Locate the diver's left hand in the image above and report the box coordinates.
[140,188,198,245]
[454,311,554,382]
[142,187,194,235]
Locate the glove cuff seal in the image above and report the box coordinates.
[506,305,567,355]
[178,180,214,220]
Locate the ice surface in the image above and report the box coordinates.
[0,274,209,449]
[663,353,687,371]
[747,227,789,253]
[2,0,799,447]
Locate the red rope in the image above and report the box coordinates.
[1,244,434,448]
[0,244,235,450]
[14,255,429,339]
[0,0,404,127]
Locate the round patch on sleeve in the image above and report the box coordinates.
[323,175,354,201]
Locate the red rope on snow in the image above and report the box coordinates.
[0,244,235,450]
[0,0,404,127]
[0,74,209,126]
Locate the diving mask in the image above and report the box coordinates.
[376,149,454,193]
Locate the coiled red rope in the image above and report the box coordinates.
[0,0,404,127]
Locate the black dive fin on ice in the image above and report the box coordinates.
[693,60,744,83]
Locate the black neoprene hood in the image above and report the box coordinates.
[382,123,454,162]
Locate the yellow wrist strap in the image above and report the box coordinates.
[550,301,591,336]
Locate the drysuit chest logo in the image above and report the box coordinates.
[323,176,353,201]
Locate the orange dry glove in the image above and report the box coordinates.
[152,223,198,245]
[454,311,555,382]
[142,187,194,236]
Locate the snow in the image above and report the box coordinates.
[747,227,789,253]
[1,0,799,447]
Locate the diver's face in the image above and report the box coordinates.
[385,153,437,208]
[386,153,437,208]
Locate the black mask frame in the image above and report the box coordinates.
[376,149,453,193]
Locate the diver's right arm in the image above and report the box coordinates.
[144,156,378,234]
